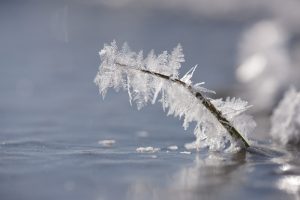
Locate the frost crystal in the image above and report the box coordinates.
[271,87,300,145]
[94,41,256,151]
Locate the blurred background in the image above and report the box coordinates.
[1,0,300,200]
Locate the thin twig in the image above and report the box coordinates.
[116,62,250,148]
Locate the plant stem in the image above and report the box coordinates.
[116,62,250,148]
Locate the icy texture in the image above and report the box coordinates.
[95,41,256,151]
[271,87,300,145]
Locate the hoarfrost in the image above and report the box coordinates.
[271,87,300,145]
[95,41,256,151]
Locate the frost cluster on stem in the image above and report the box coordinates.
[94,41,256,151]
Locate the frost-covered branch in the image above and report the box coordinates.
[94,41,256,151]
[116,62,250,147]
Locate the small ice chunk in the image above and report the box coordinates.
[167,145,178,150]
[136,146,160,153]
[98,140,116,147]
[180,151,191,154]
[184,142,197,150]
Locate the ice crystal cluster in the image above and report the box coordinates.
[94,41,256,151]
[271,87,300,145]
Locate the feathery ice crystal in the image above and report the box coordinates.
[271,87,300,145]
[94,41,256,151]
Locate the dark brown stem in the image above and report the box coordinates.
[116,62,250,148]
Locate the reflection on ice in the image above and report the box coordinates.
[127,152,246,200]
[277,176,300,200]
[271,149,300,200]
[127,146,299,200]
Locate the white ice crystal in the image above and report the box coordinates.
[94,41,256,151]
[136,146,160,153]
[271,87,300,145]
